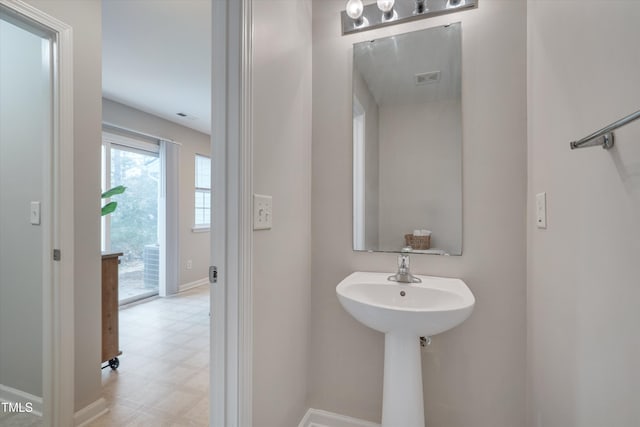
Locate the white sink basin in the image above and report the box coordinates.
[336,271,475,427]
[336,271,475,336]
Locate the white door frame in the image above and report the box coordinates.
[0,1,75,426]
[353,97,365,250]
[210,0,253,426]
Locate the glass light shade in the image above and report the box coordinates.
[346,0,364,20]
[446,0,464,8]
[377,0,395,13]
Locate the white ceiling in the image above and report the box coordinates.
[354,23,461,107]
[102,0,211,135]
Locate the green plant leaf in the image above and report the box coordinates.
[101,201,118,216]
[101,185,127,199]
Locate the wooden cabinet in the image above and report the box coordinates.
[101,252,122,369]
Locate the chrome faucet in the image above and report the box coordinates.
[388,254,422,283]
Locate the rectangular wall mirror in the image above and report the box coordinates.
[352,22,462,255]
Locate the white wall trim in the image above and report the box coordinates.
[178,277,209,293]
[210,1,253,426]
[0,384,44,417]
[0,2,75,426]
[210,2,229,425]
[239,0,254,425]
[298,408,381,427]
[73,397,108,427]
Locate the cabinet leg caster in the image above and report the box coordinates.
[108,357,120,370]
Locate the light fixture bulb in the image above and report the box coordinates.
[345,0,364,20]
[377,0,395,13]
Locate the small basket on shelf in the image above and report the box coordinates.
[404,234,431,250]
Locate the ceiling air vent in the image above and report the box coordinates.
[415,71,440,86]
[176,112,198,121]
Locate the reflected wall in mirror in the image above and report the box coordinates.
[352,23,462,255]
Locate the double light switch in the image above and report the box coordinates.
[253,194,272,230]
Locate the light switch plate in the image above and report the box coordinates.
[253,194,272,230]
[30,201,41,225]
[536,192,547,229]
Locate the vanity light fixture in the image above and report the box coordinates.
[446,0,465,9]
[341,0,476,35]
[415,0,427,14]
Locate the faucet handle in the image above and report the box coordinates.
[389,254,421,283]
[398,254,409,270]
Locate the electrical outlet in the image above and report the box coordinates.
[253,194,272,230]
[186,260,193,270]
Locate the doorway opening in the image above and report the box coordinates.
[0,9,54,424]
[0,2,75,425]
[95,0,213,425]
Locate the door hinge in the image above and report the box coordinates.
[209,266,218,284]
[53,249,61,261]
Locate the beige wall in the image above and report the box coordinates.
[311,1,527,425]
[252,0,312,426]
[24,0,103,412]
[378,99,462,253]
[527,1,640,426]
[0,18,48,397]
[102,98,210,287]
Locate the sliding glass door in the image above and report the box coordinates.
[102,133,161,304]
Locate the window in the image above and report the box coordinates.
[195,154,211,228]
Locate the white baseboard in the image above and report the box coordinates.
[0,385,107,426]
[0,384,43,416]
[178,277,208,293]
[298,408,381,427]
[74,397,108,427]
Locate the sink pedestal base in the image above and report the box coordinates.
[381,333,425,427]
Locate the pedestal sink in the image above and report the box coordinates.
[336,271,475,427]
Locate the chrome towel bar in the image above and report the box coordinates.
[570,109,640,150]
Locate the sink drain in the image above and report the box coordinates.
[400,290,406,297]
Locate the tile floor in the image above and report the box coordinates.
[88,285,210,427]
